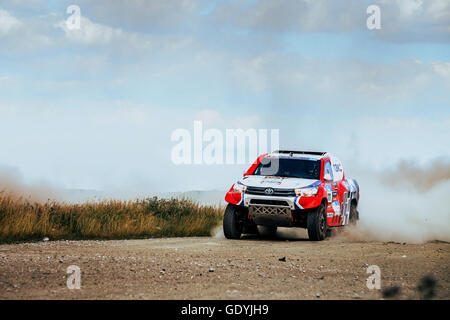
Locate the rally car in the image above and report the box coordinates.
[223,150,360,241]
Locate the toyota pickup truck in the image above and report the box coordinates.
[223,150,360,241]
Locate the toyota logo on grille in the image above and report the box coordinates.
[264,188,274,195]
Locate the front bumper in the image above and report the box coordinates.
[243,194,297,227]
[225,190,323,210]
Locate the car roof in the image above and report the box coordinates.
[270,150,331,160]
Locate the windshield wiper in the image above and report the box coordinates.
[279,175,304,178]
[259,174,303,179]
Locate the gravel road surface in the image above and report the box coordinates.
[1,230,448,299]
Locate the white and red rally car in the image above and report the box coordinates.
[223,150,360,241]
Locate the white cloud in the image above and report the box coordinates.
[212,0,450,42]
[75,0,202,32]
[0,8,21,36]
[375,0,450,42]
[0,9,56,53]
[57,16,146,47]
[3,0,449,45]
[213,0,365,33]
[431,61,450,84]
[393,0,424,17]
[227,54,450,109]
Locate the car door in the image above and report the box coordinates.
[331,159,349,225]
[323,161,337,226]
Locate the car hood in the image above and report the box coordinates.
[240,175,320,189]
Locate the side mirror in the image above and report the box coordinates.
[324,172,332,181]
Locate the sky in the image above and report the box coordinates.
[0,0,449,195]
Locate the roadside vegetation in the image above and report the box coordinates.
[0,191,223,242]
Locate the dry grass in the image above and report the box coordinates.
[0,191,224,242]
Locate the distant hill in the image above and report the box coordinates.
[59,189,226,206]
[158,190,226,206]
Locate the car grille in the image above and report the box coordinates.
[249,205,290,216]
[249,205,293,227]
[246,186,296,197]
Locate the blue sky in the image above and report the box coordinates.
[0,0,449,195]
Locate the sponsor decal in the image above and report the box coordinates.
[261,177,283,185]
[332,201,341,215]
[263,181,282,185]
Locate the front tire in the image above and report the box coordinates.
[223,204,244,239]
[307,202,328,241]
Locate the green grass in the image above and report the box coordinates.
[0,192,224,243]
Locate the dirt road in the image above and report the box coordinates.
[0,229,449,299]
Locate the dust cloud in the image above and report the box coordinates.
[336,158,450,243]
[0,166,61,203]
[382,158,450,191]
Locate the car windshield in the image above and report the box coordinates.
[253,157,321,180]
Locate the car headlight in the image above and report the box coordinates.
[233,183,247,193]
[295,186,319,197]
